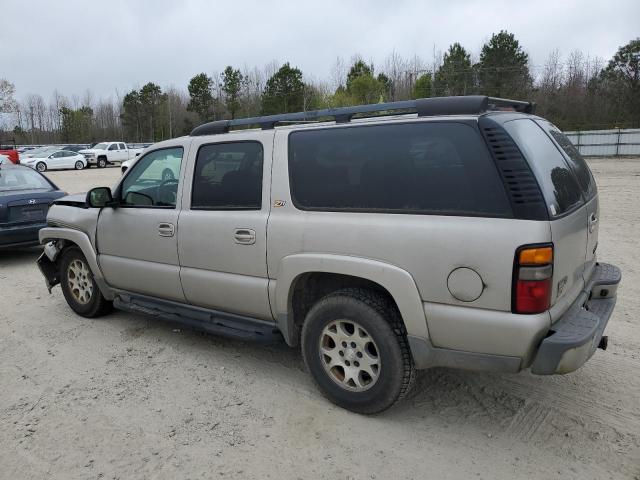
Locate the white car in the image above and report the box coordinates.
[20,150,87,172]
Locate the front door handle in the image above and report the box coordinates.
[158,222,175,237]
[234,228,256,245]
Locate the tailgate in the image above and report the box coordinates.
[503,118,595,319]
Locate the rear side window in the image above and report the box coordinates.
[191,141,263,210]
[503,119,583,217]
[535,120,596,200]
[288,122,512,217]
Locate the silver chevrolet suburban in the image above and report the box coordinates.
[36,96,621,414]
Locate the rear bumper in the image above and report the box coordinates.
[531,262,621,375]
[0,223,45,249]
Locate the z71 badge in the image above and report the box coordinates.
[274,200,286,207]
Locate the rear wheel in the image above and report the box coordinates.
[60,247,112,317]
[301,288,415,414]
[97,157,107,168]
[36,161,46,172]
[74,160,84,170]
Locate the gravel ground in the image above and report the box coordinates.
[1,160,639,480]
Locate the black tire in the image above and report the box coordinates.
[60,247,112,318]
[36,161,47,172]
[97,157,107,168]
[74,160,84,170]
[301,288,415,414]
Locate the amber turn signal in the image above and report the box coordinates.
[519,246,553,265]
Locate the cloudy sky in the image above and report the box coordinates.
[2,0,638,102]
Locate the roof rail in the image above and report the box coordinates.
[190,95,535,136]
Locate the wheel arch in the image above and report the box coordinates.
[39,227,115,300]
[273,254,429,346]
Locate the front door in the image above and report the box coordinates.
[97,145,187,301]
[178,132,274,320]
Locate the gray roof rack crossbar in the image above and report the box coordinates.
[190,95,535,136]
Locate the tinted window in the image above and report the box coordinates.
[535,120,596,199]
[108,144,118,151]
[119,143,126,150]
[288,122,512,217]
[503,119,583,217]
[121,147,183,207]
[191,142,263,210]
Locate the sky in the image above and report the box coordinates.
[1,0,639,103]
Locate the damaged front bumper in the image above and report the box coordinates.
[36,241,63,292]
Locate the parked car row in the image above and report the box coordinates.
[12,142,152,172]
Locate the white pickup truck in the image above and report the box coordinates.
[79,142,143,168]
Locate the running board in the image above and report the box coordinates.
[113,293,283,343]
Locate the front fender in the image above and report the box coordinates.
[39,227,115,300]
[274,253,429,344]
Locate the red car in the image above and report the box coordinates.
[0,139,19,164]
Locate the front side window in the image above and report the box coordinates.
[504,119,583,217]
[121,147,183,207]
[288,122,512,217]
[108,144,118,151]
[191,142,263,210]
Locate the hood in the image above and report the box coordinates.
[78,149,100,155]
[50,193,88,208]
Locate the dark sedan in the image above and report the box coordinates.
[0,163,66,249]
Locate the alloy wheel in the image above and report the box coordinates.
[67,259,93,305]
[319,319,381,392]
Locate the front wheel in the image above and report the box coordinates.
[60,247,112,317]
[301,288,415,414]
[97,157,107,168]
[74,160,84,170]
[36,161,47,172]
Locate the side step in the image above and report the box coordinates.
[113,293,283,343]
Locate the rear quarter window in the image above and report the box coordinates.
[535,120,596,200]
[503,118,583,217]
[288,121,512,217]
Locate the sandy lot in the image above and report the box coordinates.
[1,160,639,479]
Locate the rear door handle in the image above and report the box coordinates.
[234,228,256,245]
[158,222,175,237]
[589,213,598,233]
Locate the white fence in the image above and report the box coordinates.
[564,128,640,157]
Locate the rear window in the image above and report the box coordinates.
[288,122,512,217]
[503,119,583,217]
[0,168,52,191]
[535,120,596,199]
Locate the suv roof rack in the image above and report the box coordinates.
[190,95,535,136]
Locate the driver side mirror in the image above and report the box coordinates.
[86,187,115,208]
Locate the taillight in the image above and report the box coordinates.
[513,245,553,314]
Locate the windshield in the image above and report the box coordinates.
[0,168,52,191]
[92,143,109,150]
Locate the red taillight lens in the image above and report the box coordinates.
[513,245,553,314]
[515,278,552,313]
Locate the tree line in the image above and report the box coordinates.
[1,32,638,145]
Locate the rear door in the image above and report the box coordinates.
[503,118,588,319]
[177,131,274,321]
